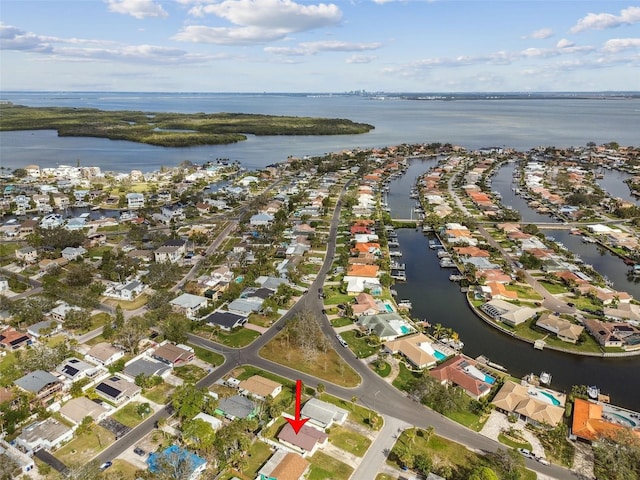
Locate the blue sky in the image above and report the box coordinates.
[1,0,639,92]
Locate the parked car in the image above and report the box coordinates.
[536,457,550,465]
[336,334,348,347]
[518,448,534,459]
[99,462,113,471]
[133,447,146,456]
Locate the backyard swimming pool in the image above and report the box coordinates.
[384,303,394,312]
[537,390,562,406]
[433,349,447,361]
[400,325,412,334]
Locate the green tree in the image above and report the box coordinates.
[161,314,191,344]
[171,383,207,420]
[469,466,500,480]
[593,428,640,480]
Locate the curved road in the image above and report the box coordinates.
[96,178,578,480]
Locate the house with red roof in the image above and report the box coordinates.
[429,356,494,400]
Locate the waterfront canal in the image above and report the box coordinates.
[388,159,640,411]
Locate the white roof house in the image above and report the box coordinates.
[300,398,348,429]
[15,418,73,453]
[170,293,209,319]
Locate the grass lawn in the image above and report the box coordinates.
[217,328,261,348]
[188,343,225,366]
[318,394,382,431]
[331,317,353,328]
[573,296,603,312]
[505,284,543,300]
[372,361,391,378]
[85,334,106,346]
[498,432,533,450]
[241,440,273,479]
[173,364,207,383]
[86,246,113,258]
[108,459,140,479]
[111,402,149,428]
[328,425,372,457]
[248,312,279,328]
[391,362,420,392]
[539,281,569,295]
[0,351,21,386]
[260,332,360,388]
[447,409,489,432]
[340,330,379,359]
[102,294,148,310]
[376,475,395,480]
[143,382,175,404]
[307,451,354,480]
[54,426,115,465]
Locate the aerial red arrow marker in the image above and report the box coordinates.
[285,379,309,434]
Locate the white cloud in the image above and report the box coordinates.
[523,28,553,40]
[570,6,640,34]
[556,38,575,49]
[189,0,341,30]
[346,54,376,64]
[106,0,168,19]
[172,25,287,45]
[265,40,382,56]
[603,38,640,53]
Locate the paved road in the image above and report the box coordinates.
[95,178,579,480]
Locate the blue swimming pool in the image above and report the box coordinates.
[384,303,393,312]
[484,373,496,385]
[538,390,561,406]
[433,349,447,361]
[235,276,244,283]
[612,412,637,427]
[400,325,411,334]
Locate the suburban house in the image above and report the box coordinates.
[583,318,640,349]
[16,246,38,264]
[257,450,310,480]
[58,396,109,425]
[480,299,537,327]
[103,280,145,301]
[535,313,584,344]
[170,293,209,320]
[49,302,83,323]
[56,357,101,382]
[95,375,141,405]
[277,423,328,456]
[203,310,248,331]
[123,357,172,380]
[571,398,640,442]
[15,370,63,406]
[61,246,87,261]
[14,418,73,453]
[356,313,415,342]
[152,343,195,367]
[429,356,495,400]
[86,342,125,366]
[238,375,282,401]
[216,395,256,420]
[147,446,207,480]
[154,245,184,264]
[492,380,565,427]
[0,327,33,350]
[250,213,274,226]
[192,412,223,431]
[300,398,348,429]
[27,319,61,339]
[0,439,35,475]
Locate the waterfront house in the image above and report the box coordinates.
[492,380,565,427]
[583,318,640,350]
[356,312,415,341]
[429,356,494,400]
[126,192,145,209]
[571,398,640,442]
[535,313,584,344]
[603,303,640,322]
[480,299,537,327]
[383,333,438,369]
[352,292,382,315]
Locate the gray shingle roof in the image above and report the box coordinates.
[15,370,60,393]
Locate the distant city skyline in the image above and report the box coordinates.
[1,1,639,92]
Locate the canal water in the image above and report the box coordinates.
[596,169,638,205]
[388,160,640,411]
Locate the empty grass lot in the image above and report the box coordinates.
[189,343,225,367]
[54,426,115,465]
[111,402,150,428]
[142,382,175,404]
[173,364,208,383]
[307,451,354,480]
[328,425,372,456]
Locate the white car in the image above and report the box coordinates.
[536,457,550,465]
[518,448,534,459]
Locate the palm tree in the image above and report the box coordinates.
[351,395,358,411]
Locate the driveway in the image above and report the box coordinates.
[479,410,545,458]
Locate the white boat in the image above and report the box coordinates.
[587,385,600,400]
[540,371,552,385]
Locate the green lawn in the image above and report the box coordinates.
[188,343,225,367]
[248,312,279,328]
[0,351,21,386]
[340,330,379,359]
[102,294,148,310]
[539,281,569,295]
[331,317,353,328]
[372,361,391,378]
[217,328,261,348]
[111,402,150,428]
[328,425,372,457]
[447,409,489,432]
[318,393,382,431]
[143,382,175,404]
[54,426,115,465]
[241,440,273,479]
[173,364,207,383]
[498,432,533,450]
[505,284,543,300]
[307,451,354,480]
[391,362,420,392]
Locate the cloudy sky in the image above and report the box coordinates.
[1,0,639,92]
